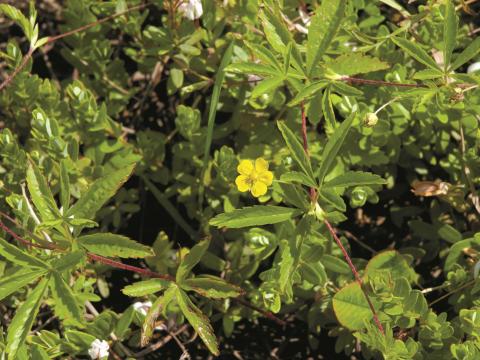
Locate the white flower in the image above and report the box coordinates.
[467,62,480,74]
[88,339,109,360]
[133,301,152,316]
[178,0,203,20]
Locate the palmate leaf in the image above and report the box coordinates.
[326,53,389,76]
[250,77,284,99]
[176,238,210,282]
[6,277,49,360]
[0,268,47,301]
[141,285,176,346]
[0,237,49,269]
[324,171,387,188]
[176,288,219,356]
[287,81,328,106]
[182,276,243,299]
[317,112,355,187]
[443,0,457,70]
[78,233,153,258]
[66,163,136,221]
[122,278,171,297]
[391,37,440,71]
[26,162,61,222]
[260,7,305,75]
[210,205,302,229]
[306,0,346,76]
[277,121,316,182]
[451,37,480,71]
[49,272,83,327]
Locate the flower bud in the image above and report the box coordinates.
[363,113,378,127]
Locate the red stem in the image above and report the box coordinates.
[324,220,384,334]
[0,215,285,325]
[298,104,384,335]
[341,76,424,88]
[0,47,34,92]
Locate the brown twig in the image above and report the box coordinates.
[0,47,34,92]
[298,104,384,335]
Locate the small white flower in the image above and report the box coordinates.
[178,0,203,20]
[467,62,480,74]
[88,339,109,360]
[133,301,152,316]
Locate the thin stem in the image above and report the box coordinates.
[87,253,175,281]
[298,104,384,335]
[46,3,150,43]
[341,76,424,88]
[0,47,34,92]
[233,298,286,326]
[428,279,476,306]
[324,220,385,335]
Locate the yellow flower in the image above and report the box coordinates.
[235,158,274,197]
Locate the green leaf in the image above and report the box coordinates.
[31,344,50,360]
[260,7,305,75]
[59,160,70,211]
[438,224,462,244]
[331,81,364,97]
[182,276,243,299]
[306,0,346,76]
[322,88,337,132]
[251,77,284,99]
[0,268,47,301]
[443,0,457,70]
[199,42,234,207]
[0,5,32,42]
[142,285,176,347]
[245,42,282,70]
[326,53,389,76]
[67,163,135,221]
[226,62,280,77]
[365,250,418,283]
[115,306,135,339]
[280,171,318,188]
[26,162,61,222]
[319,189,346,212]
[78,233,153,258]
[0,237,49,269]
[317,113,355,187]
[391,37,440,70]
[49,272,83,327]
[451,37,480,70]
[6,277,49,359]
[122,278,171,297]
[176,288,219,356]
[321,254,351,274]
[413,68,444,80]
[277,121,315,181]
[176,238,210,282]
[333,282,379,330]
[49,251,85,272]
[210,206,302,229]
[288,81,328,106]
[324,171,386,188]
[379,0,410,17]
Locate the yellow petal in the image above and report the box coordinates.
[251,181,267,197]
[258,170,273,186]
[254,158,269,173]
[235,175,251,192]
[237,160,254,176]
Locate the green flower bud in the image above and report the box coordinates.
[350,187,367,207]
[363,113,378,127]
